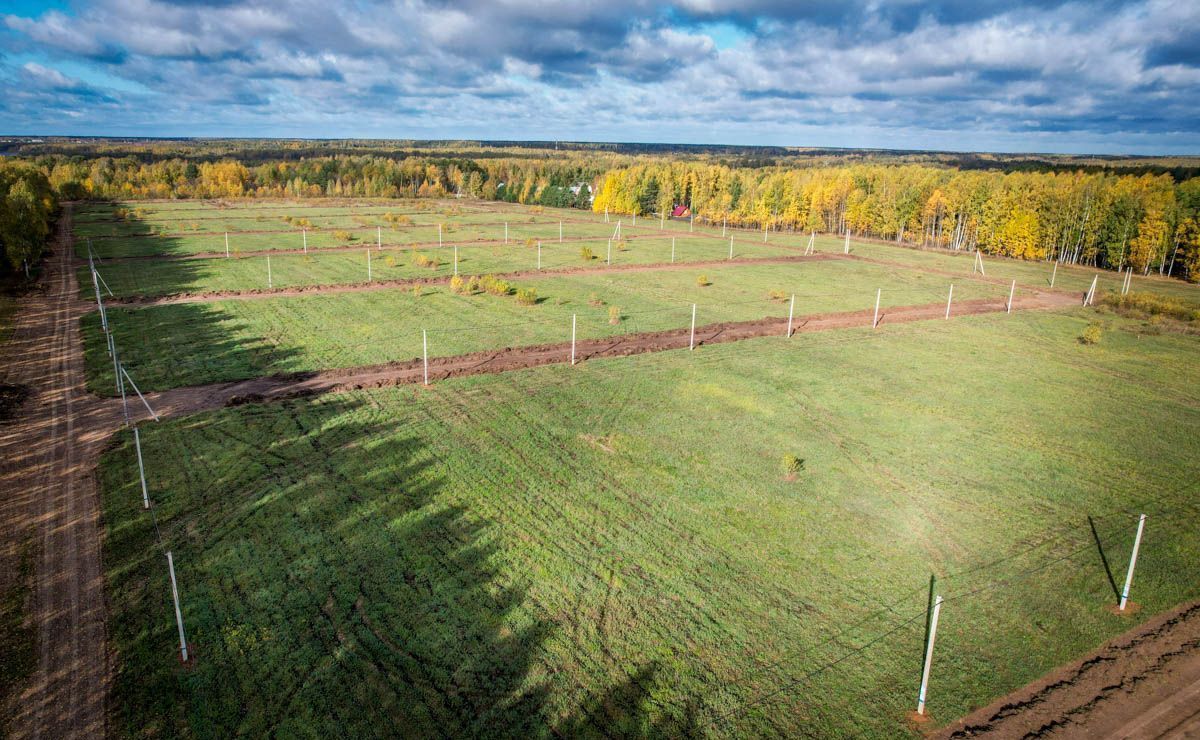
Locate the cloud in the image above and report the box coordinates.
[0,0,1196,152]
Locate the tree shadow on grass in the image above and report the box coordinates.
[101,395,675,737]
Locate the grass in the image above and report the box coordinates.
[84,260,1012,393]
[97,309,1200,737]
[80,237,806,299]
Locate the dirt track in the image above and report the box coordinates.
[2,205,1195,738]
[0,205,110,739]
[939,599,1200,738]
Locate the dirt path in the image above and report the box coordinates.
[938,599,1200,739]
[0,205,111,739]
[105,253,838,306]
[94,289,1079,423]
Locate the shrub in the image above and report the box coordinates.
[479,275,510,296]
[768,289,788,302]
[781,454,805,476]
[384,256,396,268]
[697,274,711,287]
[515,287,538,305]
[333,230,353,243]
[616,239,628,251]
[588,293,605,307]
[580,247,595,261]
[524,237,537,249]
[411,284,423,298]
[609,306,621,324]
[449,275,466,294]
[1079,323,1103,345]
[1102,291,1200,322]
[467,275,482,293]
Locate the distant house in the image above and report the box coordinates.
[672,205,691,218]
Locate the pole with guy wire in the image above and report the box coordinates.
[166,551,189,663]
[1118,514,1147,611]
[120,365,159,422]
[134,426,150,509]
[1084,275,1098,306]
[786,294,795,338]
[916,595,943,715]
[689,304,697,350]
[115,348,129,425]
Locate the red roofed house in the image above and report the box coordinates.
[672,205,691,218]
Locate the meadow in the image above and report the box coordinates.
[80,198,1200,738]
[98,309,1200,737]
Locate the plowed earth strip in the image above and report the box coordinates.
[938,599,1200,739]
[104,253,839,305]
[109,290,1080,423]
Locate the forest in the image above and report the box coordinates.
[1,142,1198,280]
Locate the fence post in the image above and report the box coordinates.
[560,220,563,242]
[115,348,130,425]
[377,225,381,251]
[607,239,612,265]
[689,304,696,350]
[302,228,307,254]
[166,551,189,663]
[844,232,850,254]
[916,595,943,715]
[729,236,734,260]
[366,249,372,281]
[571,314,576,365]
[134,426,150,509]
[454,245,458,276]
[945,284,954,319]
[1119,514,1147,611]
[1006,280,1015,313]
[787,294,795,337]
[1050,262,1057,288]
[225,232,230,258]
[267,254,272,289]
[423,329,429,386]
[671,237,676,263]
[872,288,881,328]
[537,240,542,270]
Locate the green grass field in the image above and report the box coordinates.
[84,260,1014,393]
[98,309,1200,737]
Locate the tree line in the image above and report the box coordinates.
[0,162,57,278]
[592,163,1200,280]
[4,151,1199,282]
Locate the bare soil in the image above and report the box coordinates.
[938,599,1200,739]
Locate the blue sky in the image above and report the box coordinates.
[2,1,1198,155]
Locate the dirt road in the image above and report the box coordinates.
[0,205,110,738]
[940,599,1200,739]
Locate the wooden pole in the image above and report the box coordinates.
[225,232,230,258]
[134,426,150,509]
[267,254,272,289]
[1007,280,1015,313]
[945,284,953,319]
[571,314,576,365]
[422,330,429,386]
[787,294,795,337]
[367,249,372,281]
[1050,262,1057,288]
[873,288,881,328]
[689,304,696,350]
[166,551,189,663]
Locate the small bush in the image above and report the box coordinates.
[697,274,711,287]
[616,239,628,252]
[449,275,466,294]
[411,284,423,298]
[384,256,396,268]
[516,287,538,305]
[479,275,510,296]
[609,306,621,324]
[781,454,805,477]
[1102,291,1200,322]
[767,289,788,302]
[588,293,605,307]
[524,237,537,248]
[467,275,482,293]
[1079,323,1103,345]
[580,247,595,262]
[333,230,354,243]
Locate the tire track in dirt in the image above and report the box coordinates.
[937,599,1200,739]
[0,204,111,739]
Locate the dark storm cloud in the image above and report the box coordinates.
[0,0,1197,153]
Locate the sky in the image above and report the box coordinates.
[1,0,1198,155]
